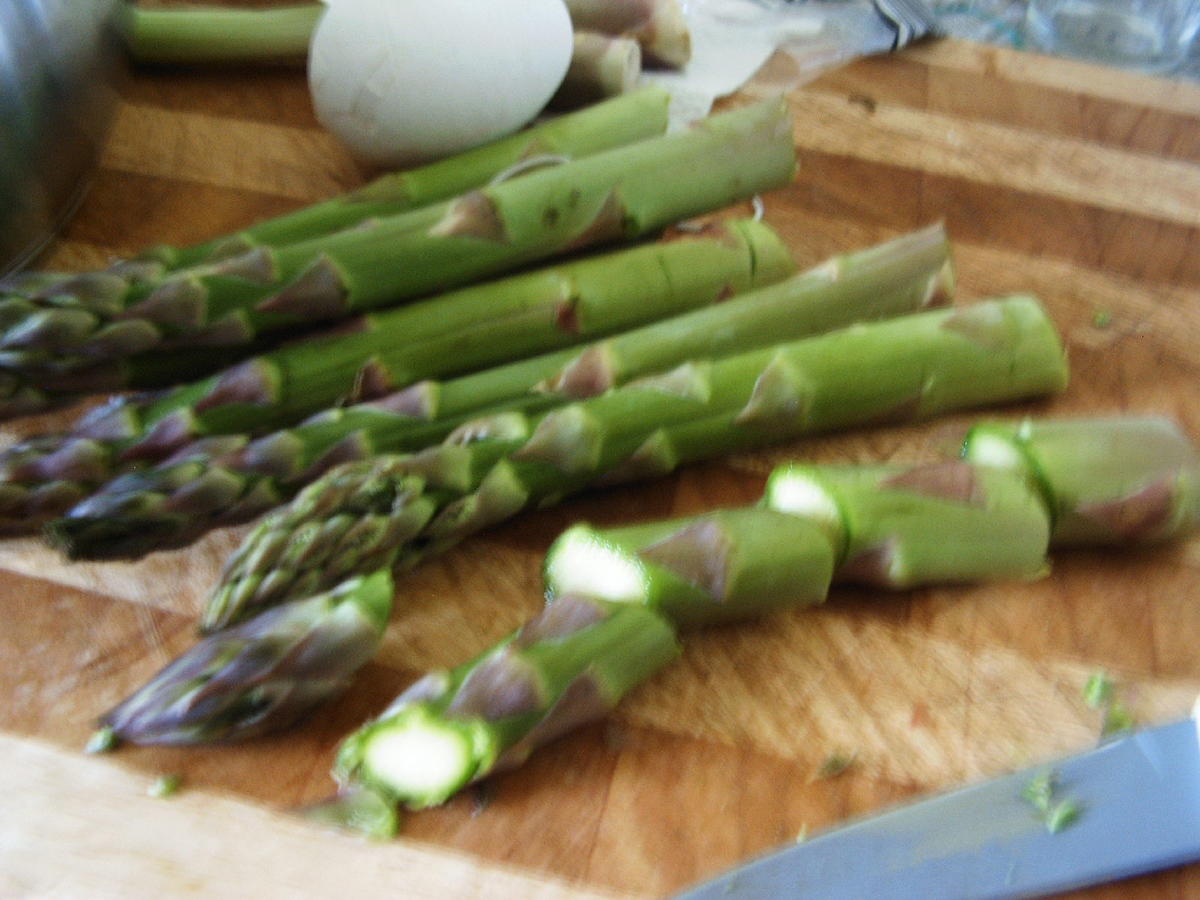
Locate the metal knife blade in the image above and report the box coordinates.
[673,715,1200,900]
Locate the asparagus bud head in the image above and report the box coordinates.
[103,571,393,745]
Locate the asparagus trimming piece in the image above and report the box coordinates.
[120,2,322,65]
[0,98,794,371]
[563,0,692,68]
[50,223,954,560]
[342,416,1199,814]
[3,220,790,534]
[551,32,642,107]
[200,294,1066,633]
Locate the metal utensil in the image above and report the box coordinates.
[674,709,1200,899]
[0,0,123,275]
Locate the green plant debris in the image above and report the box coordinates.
[1021,769,1056,815]
[1092,310,1113,328]
[1045,799,1081,834]
[84,726,118,754]
[1102,703,1136,737]
[1083,670,1137,738]
[1082,671,1115,709]
[795,823,810,843]
[1022,769,1082,834]
[815,751,858,780]
[148,774,183,798]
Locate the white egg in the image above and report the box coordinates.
[309,0,574,167]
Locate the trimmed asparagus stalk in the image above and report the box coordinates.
[961,417,1200,545]
[49,223,953,560]
[544,509,835,627]
[0,98,794,371]
[335,593,679,809]
[100,570,394,746]
[120,2,322,65]
[201,295,1067,632]
[552,32,642,107]
[563,0,691,69]
[0,89,671,365]
[764,463,1051,587]
[7,220,790,534]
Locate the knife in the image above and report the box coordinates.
[673,708,1200,899]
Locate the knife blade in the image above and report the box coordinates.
[673,712,1200,899]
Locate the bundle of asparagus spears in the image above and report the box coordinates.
[0,95,804,528]
[96,291,1070,746]
[0,88,676,415]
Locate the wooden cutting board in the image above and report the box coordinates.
[3,20,1200,900]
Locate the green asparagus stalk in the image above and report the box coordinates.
[48,222,954,560]
[4,220,790,534]
[200,295,1067,632]
[0,98,794,370]
[100,570,394,746]
[334,594,682,809]
[544,510,836,628]
[0,89,672,377]
[120,2,322,66]
[961,417,1200,546]
[763,462,1051,587]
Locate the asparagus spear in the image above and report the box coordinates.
[763,463,1052,587]
[200,295,1067,632]
[0,98,794,370]
[49,223,954,560]
[4,220,789,534]
[335,594,682,810]
[961,417,1200,546]
[100,570,394,747]
[349,416,1199,813]
[0,88,672,330]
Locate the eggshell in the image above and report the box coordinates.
[309,0,573,166]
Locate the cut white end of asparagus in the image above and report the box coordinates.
[544,526,648,603]
[962,431,1024,470]
[360,713,478,808]
[764,473,841,530]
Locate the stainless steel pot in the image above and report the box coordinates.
[0,0,123,274]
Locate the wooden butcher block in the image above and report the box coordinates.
[3,18,1200,900]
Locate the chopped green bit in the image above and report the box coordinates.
[1023,769,1081,834]
[1082,671,1115,709]
[795,823,810,843]
[85,726,118,755]
[1045,799,1081,834]
[1102,703,1136,737]
[148,774,183,798]
[1021,770,1056,814]
[1092,310,1113,328]
[1083,671,1138,739]
[815,751,858,779]
[300,788,400,840]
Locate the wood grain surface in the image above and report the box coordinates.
[3,10,1200,898]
